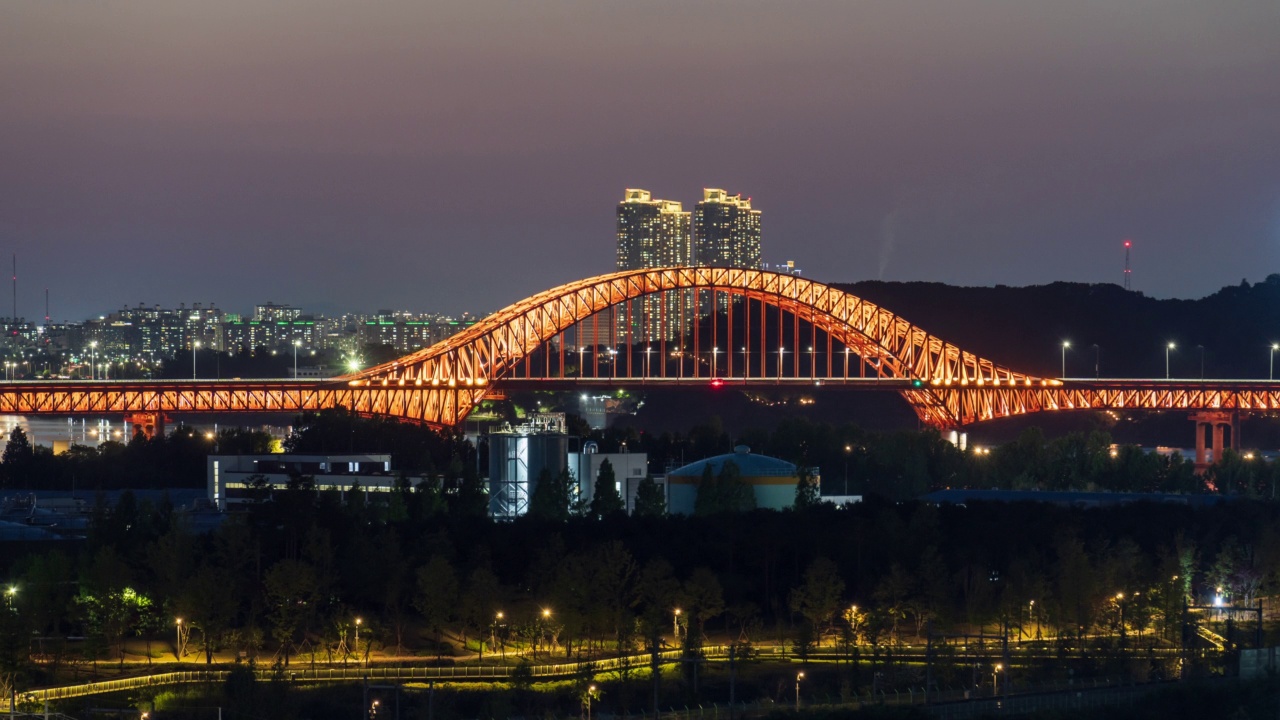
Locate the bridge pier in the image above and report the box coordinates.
[123,412,166,440]
[1189,411,1237,472]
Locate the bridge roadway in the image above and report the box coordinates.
[0,377,1277,424]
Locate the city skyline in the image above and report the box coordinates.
[3,1,1279,321]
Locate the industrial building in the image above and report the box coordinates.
[567,441,653,514]
[207,453,393,510]
[666,445,812,515]
[487,414,570,519]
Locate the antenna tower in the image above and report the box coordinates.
[1123,240,1132,290]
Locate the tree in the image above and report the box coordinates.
[590,459,625,518]
[793,465,821,510]
[633,476,666,517]
[263,559,320,666]
[528,467,572,521]
[788,557,846,638]
[1,427,34,486]
[682,568,725,642]
[414,556,459,658]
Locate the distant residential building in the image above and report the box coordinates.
[693,188,761,269]
[223,318,321,353]
[254,302,302,323]
[616,189,693,341]
[358,315,479,353]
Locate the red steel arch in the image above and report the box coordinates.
[6,268,1280,429]
[347,267,1044,426]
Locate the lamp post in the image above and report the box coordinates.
[992,663,1002,695]
[807,346,815,378]
[1271,344,1278,381]
[193,341,201,380]
[795,671,804,711]
[585,684,597,720]
[541,608,552,658]
[1061,341,1070,378]
[578,346,586,378]
[354,617,362,664]
[711,347,720,378]
[741,346,749,379]
[175,618,184,660]
[1165,342,1175,379]
[609,348,617,380]
[293,340,302,379]
[90,340,98,380]
[673,608,682,641]
[777,347,786,380]
[644,346,652,379]
[843,445,852,495]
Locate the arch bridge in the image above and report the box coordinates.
[4,268,1280,432]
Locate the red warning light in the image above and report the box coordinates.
[710,378,725,388]
[1124,240,1131,248]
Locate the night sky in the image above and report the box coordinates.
[3,1,1279,321]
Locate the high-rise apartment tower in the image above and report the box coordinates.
[616,189,692,341]
[692,189,762,269]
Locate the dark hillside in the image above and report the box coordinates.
[840,274,1280,380]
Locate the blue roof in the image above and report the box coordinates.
[669,446,798,478]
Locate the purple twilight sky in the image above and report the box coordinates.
[3,1,1279,321]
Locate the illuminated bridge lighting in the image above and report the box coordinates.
[3,268,1280,429]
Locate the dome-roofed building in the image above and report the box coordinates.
[666,445,815,514]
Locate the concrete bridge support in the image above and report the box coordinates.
[1190,410,1237,471]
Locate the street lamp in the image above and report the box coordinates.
[711,347,720,378]
[175,618,184,660]
[741,346,749,379]
[585,684,597,720]
[795,671,805,711]
[193,341,201,380]
[90,340,98,380]
[1165,342,1175,379]
[609,348,617,380]
[354,617,362,663]
[673,608,682,640]
[578,346,586,378]
[992,663,1002,695]
[1061,341,1070,378]
[807,346,815,378]
[777,347,786,380]
[843,445,852,495]
[1271,344,1278,381]
[644,346,652,378]
[293,339,302,379]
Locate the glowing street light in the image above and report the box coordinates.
[192,341,201,380]
[585,684,598,720]
[992,663,1002,695]
[354,617,363,664]
[777,346,786,380]
[90,340,98,380]
[293,339,302,379]
[1061,341,1070,378]
[673,608,682,640]
[1165,342,1176,379]
[644,346,652,379]
[795,671,805,710]
[711,347,720,378]
[1271,344,1278,381]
